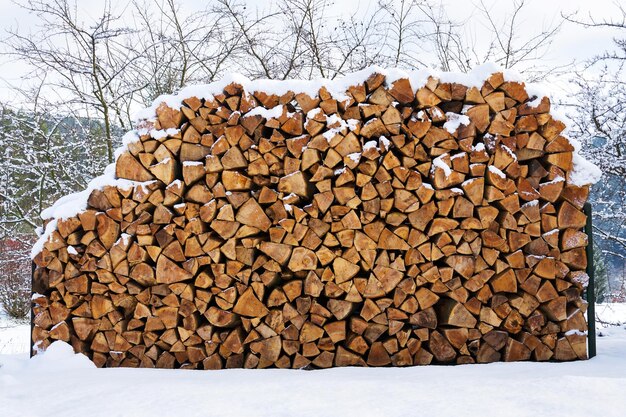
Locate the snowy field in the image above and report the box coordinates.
[0,313,29,355]
[1,306,626,417]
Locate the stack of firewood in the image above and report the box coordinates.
[32,69,591,369]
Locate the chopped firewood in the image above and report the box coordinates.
[335,346,366,367]
[250,336,282,362]
[416,287,439,309]
[129,263,156,286]
[333,257,360,283]
[205,307,239,328]
[462,177,484,206]
[72,318,99,341]
[558,201,587,229]
[116,152,154,181]
[32,69,593,369]
[504,338,531,362]
[491,269,517,293]
[233,288,269,318]
[156,102,183,129]
[437,299,477,328]
[156,255,193,284]
[328,300,354,320]
[259,242,292,265]
[446,255,475,279]
[429,331,456,362]
[236,198,271,231]
[96,213,119,249]
[150,157,177,184]
[278,171,310,198]
[91,295,114,320]
[287,247,318,271]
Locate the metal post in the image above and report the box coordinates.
[583,202,596,359]
[30,261,35,358]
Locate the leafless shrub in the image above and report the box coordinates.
[0,238,31,320]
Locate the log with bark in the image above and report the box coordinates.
[32,67,593,369]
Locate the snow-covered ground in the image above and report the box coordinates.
[0,312,29,355]
[1,306,626,417]
[595,303,626,329]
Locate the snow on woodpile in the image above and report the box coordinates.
[31,63,599,369]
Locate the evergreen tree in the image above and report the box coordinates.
[593,244,609,303]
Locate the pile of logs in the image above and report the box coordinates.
[32,69,591,369]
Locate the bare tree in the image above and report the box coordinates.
[374,0,565,79]
[208,0,387,80]
[131,0,243,104]
[4,0,569,115]
[377,0,436,69]
[564,3,626,66]
[5,0,148,161]
[475,0,564,79]
[0,237,31,319]
[564,4,626,294]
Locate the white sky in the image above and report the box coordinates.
[0,0,622,104]
[442,0,621,63]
